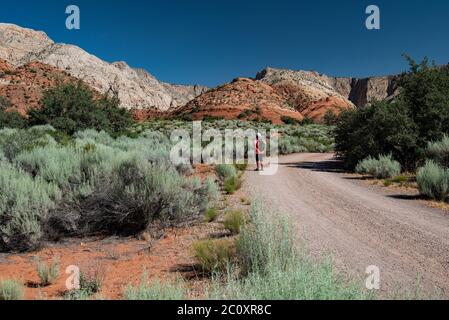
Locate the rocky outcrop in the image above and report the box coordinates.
[255,68,355,121]
[174,78,304,124]
[0,23,207,112]
[257,67,398,108]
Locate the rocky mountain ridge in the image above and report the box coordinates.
[0,23,208,111]
[256,67,398,108]
[0,23,399,122]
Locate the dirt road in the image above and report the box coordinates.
[243,153,449,298]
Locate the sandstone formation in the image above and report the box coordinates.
[257,67,398,108]
[174,78,304,124]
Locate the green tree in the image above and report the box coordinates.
[336,57,449,170]
[398,56,449,145]
[335,101,418,170]
[28,82,133,135]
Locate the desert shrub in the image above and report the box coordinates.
[203,177,220,202]
[123,276,186,300]
[216,164,237,180]
[57,160,205,237]
[224,175,242,194]
[193,239,235,273]
[223,210,247,234]
[0,127,57,161]
[0,161,60,252]
[1,128,217,252]
[28,82,133,135]
[79,271,103,295]
[15,144,83,188]
[417,160,449,201]
[205,207,220,223]
[210,203,371,300]
[427,135,449,168]
[355,154,401,179]
[0,279,24,300]
[36,257,60,286]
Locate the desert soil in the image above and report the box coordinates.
[243,153,449,298]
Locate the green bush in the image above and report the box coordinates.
[355,155,401,179]
[123,276,186,300]
[28,82,133,135]
[216,164,237,180]
[193,239,235,273]
[224,175,242,195]
[36,257,60,286]
[0,279,24,300]
[336,101,418,170]
[427,135,449,168]
[223,210,247,234]
[205,207,220,223]
[417,160,449,201]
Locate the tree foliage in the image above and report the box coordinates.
[28,82,133,135]
[336,57,449,170]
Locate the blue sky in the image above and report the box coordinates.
[1,0,448,86]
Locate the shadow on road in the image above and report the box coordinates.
[282,160,346,173]
[387,194,424,201]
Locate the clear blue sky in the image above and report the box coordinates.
[1,0,448,86]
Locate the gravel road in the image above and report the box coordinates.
[243,153,449,298]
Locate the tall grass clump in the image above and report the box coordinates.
[205,207,219,223]
[417,160,449,201]
[211,203,371,300]
[0,279,25,300]
[223,210,247,234]
[355,154,401,179]
[36,257,60,286]
[427,135,449,168]
[123,275,186,300]
[193,239,235,273]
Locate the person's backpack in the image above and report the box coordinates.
[259,138,266,153]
